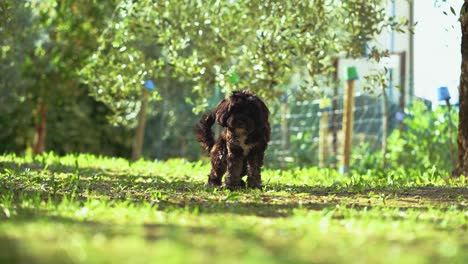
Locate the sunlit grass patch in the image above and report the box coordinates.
[0,153,467,263]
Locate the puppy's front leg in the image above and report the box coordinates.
[224,147,245,189]
[247,153,263,189]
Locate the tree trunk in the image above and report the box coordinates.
[32,100,48,155]
[455,3,468,177]
[131,90,149,161]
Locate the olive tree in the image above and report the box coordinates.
[0,0,118,155]
[83,0,409,159]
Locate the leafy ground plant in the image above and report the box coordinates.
[0,153,467,263]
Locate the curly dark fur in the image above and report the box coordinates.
[195,90,270,189]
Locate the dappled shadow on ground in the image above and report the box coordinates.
[0,209,302,264]
[3,199,465,235]
[1,161,467,219]
[2,183,467,219]
[268,184,468,201]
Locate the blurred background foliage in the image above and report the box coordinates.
[0,0,456,173]
[352,101,458,174]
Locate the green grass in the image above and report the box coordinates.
[0,153,467,264]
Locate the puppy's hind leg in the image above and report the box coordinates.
[208,157,226,187]
[207,145,226,187]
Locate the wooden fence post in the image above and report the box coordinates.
[319,98,332,168]
[340,66,358,174]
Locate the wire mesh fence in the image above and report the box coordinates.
[265,91,402,169]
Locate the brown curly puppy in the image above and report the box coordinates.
[195,90,270,189]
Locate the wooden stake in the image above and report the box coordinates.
[280,101,289,168]
[446,98,456,169]
[319,110,330,167]
[341,79,355,174]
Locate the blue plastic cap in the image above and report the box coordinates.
[144,80,155,91]
[319,98,332,112]
[437,86,450,101]
[319,106,332,112]
[395,111,405,121]
[279,92,289,103]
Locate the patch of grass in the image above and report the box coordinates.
[0,153,467,263]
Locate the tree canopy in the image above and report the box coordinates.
[81,0,410,118]
[1,0,412,161]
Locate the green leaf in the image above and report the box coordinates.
[450,6,456,16]
[229,72,240,84]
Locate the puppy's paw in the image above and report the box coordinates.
[247,180,263,190]
[224,179,246,190]
[207,177,222,187]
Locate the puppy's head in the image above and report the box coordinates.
[214,90,269,135]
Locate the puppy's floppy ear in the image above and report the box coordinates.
[248,95,269,123]
[249,95,271,142]
[214,98,231,127]
[255,98,269,122]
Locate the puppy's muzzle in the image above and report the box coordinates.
[227,114,254,132]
